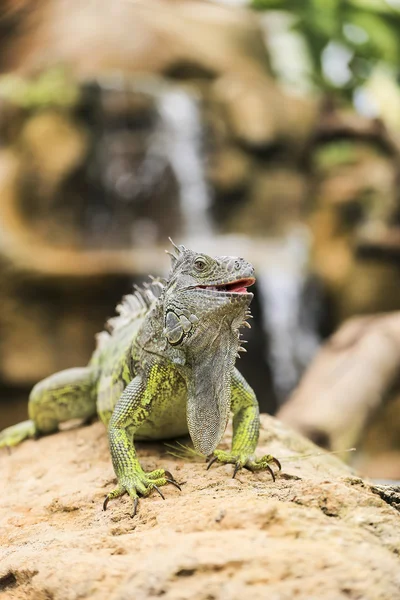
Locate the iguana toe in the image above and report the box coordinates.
[103,485,126,511]
[103,468,181,517]
[206,456,219,470]
[163,470,183,490]
[245,455,281,472]
[207,450,281,481]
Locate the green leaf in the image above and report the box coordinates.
[348,0,399,14]
[251,0,400,92]
[348,11,400,61]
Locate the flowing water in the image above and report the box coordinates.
[156,89,214,239]
[256,231,321,403]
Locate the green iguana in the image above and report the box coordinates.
[0,241,280,516]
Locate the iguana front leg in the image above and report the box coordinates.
[207,368,281,479]
[104,368,180,516]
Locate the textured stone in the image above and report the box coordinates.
[1,415,399,600]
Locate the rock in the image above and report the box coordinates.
[308,136,400,327]
[0,0,272,79]
[1,415,399,600]
[207,144,252,194]
[277,313,400,454]
[212,77,318,152]
[225,167,307,235]
[355,392,400,480]
[212,75,280,149]
[279,93,319,152]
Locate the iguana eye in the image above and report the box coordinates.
[194,258,206,271]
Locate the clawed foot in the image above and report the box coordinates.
[207,450,281,481]
[103,469,181,517]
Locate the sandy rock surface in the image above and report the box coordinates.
[1,415,400,600]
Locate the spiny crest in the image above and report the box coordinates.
[235,309,253,359]
[95,277,165,350]
[165,237,187,269]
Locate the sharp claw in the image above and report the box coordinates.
[131,497,139,518]
[164,470,185,487]
[153,485,165,500]
[271,457,281,471]
[164,470,182,485]
[166,478,182,492]
[103,495,110,511]
[206,456,218,471]
[232,463,241,479]
[266,465,276,482]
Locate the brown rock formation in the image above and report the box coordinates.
[1,415,400,599]
[277,312,400,478]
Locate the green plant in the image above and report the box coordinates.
[252,0,400,94]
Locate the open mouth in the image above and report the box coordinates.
[197,277,255,294]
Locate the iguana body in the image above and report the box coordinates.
[0,242,280,515]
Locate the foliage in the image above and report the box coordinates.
[0,67,79,109]
[252,0,400,95]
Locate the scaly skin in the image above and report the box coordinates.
[0,241,281,516]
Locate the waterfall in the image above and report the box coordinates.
[83,77,214,246]
[256,230,320,403]
[156,89,214,240]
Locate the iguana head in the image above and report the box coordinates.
[163,239,255,343]
[163,240,255,455]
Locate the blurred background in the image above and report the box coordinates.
[1,0,400,479]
